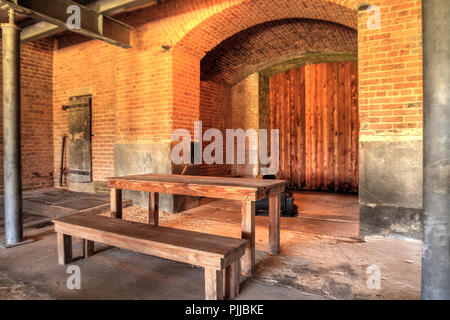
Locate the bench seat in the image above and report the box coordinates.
[53,213,247,300]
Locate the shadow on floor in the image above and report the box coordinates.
[180,191,359,239]
[0,188,123,236]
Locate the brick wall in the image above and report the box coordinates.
[199,80,231,176]
[53,6,176,187]
[0,38,54,191]
[358,0,423,138]
[53,40,120,185]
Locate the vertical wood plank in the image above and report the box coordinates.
[311,64,317,189]
[270,77,275,135]
[338,62,346,189]
[241,200,255,276]
[317,63,324,189]
[294,68,301,188]
[284,72,290,181]
[280,74,286,180]
[344,62,352,190]
[290,70,296,187]
[327,63,335,189]
[300,67,306,188]
[351,62,359,192]
[322,63,329,189]
[333,62,340,191]
[286,71,292,185]
[304,65,311,189]
[276,74,281,177]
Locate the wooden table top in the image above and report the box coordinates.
[107,174,286,201]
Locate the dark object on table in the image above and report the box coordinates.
[255,175,297,217]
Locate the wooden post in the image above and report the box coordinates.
[241,200,255,276]
[110,188,122,219]
[269,193,281,255]
[83,240,94,258]
[57,233,72,265]
[204,268,224,300]
[149,192,159,226]
[224,260,241,299]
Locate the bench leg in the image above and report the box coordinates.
[83,240,95,258]
[205,268,224,300]
[269,193,281,255]
[149,192,159,226]
[110,188,122,219]
[224,260,241,299]
[57,233,72,265]
[241,200,255,276]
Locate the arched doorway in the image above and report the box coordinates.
[173,0,360,238]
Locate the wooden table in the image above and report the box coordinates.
[106,174,286,276]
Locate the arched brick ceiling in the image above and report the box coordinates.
[175,0,358,58]
[201,19,357,85]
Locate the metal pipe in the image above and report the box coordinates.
[422,0,450,299]
[2,9,23,245]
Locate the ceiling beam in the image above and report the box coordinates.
[88,0,159,15]
[19,0,158,43]
[0,0,135,48]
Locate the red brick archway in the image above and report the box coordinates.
[197,17,358,177]
[200,19,357,85]
[175,0,358,59]
[170,0,359,133]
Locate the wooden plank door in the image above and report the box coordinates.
[269,62,359,192]
[68,95,93,183]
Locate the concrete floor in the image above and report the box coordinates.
[0,190,421,300]
[0,188,110,235]
[0,188,131,237]
[294,192,359,238]
[0,231,326,300]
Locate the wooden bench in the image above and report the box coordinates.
[53,213,247,300]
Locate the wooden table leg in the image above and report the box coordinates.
[57,233,72,265]
[269,193,281,255]
[149,192,159,226]
[224,260,241,299]
[83,240,95,258]
[205,268,224,300]
[110,188,122,219]
[241,200,255,276]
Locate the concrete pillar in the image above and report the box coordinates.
[422,0,450,299]
[1,10,23,245]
